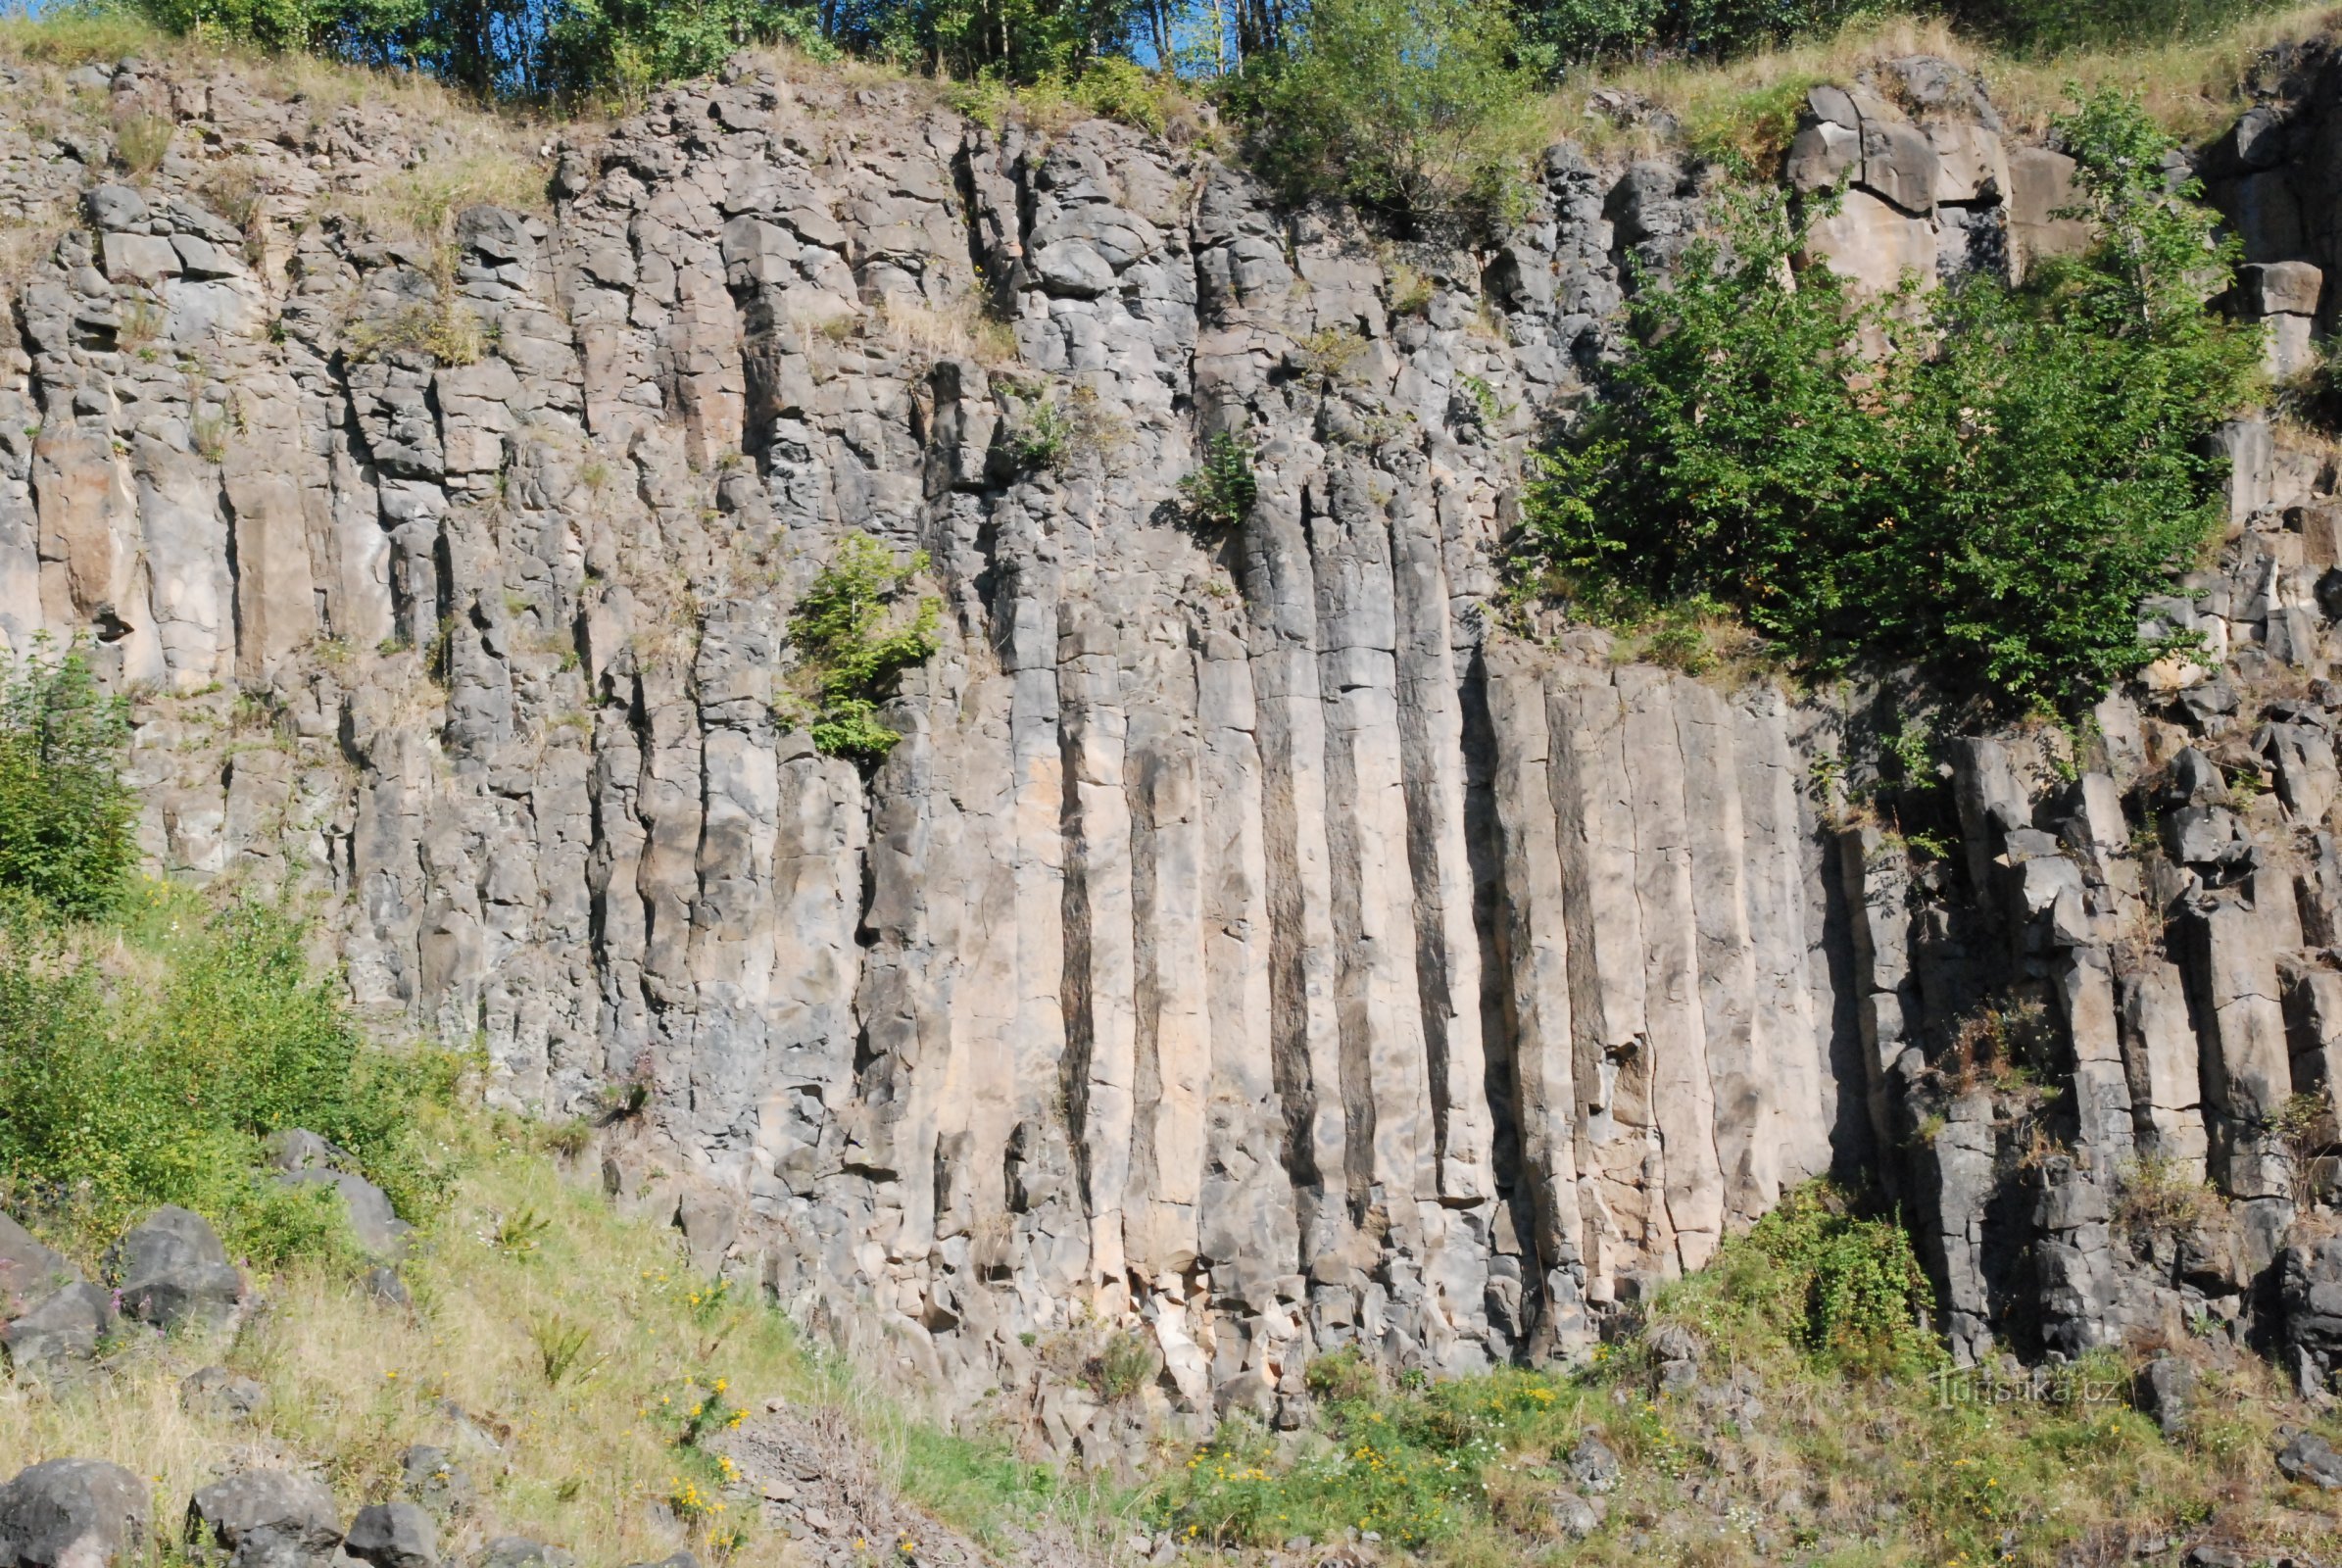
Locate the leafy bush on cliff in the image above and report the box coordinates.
[0,639,137,920]
[1513,89,2260,710]
[786,534,942,765]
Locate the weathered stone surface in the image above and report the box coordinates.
[3,41,2340,1426]
[0,1215,80,1317]
[0,1286,115,1381]
[0,1458,149,1568]
[342,1504,434,1568]
[184,1473,341,1568]
[112,1207,240,1330]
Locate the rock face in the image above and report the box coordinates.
[6,44,2342,1427]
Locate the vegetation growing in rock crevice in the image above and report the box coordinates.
[1511,88,2261,711]
[1181,430,1258,529]
[784,533,942,765]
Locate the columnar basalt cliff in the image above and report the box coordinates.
[11,41,2342,1448]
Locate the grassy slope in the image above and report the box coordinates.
[1561,5,2341,168]
[1145,1206,2342,1567]
[0,1106,1121,1566]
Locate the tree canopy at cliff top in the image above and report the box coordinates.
[98,0,2292,109]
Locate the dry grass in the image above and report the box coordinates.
[1565,4,2342,164]
[876,292,1019,367]
[329,149,551,249]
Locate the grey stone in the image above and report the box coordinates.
[342,1504,434,1568]
[0,1214,80,1316]
[114,1207,240,1330]
[0,1458,149,1568]
[1,1286,116,1381]
[181,1366,266,1420]
[2276,1430,2342,1489]
[1568,1435,1621,1494]
[185,1472,342,1568]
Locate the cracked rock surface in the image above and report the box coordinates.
[11,41,2342,1442]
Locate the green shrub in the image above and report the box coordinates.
[0,890,464,1262]
[0,638,137,920]
[1222,0,1540,235]
[787,535,942,765]
[1659,1181,1944,1374]
[1513,89,2260,710]
[1181,431,1258,530]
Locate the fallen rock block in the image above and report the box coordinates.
[185,1471,342,1568]
[114,1208,241,1331]
[0,1457,150,1568]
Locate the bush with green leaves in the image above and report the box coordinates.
[1180,431,1258,529]
[0,638,138,920]
[1514,89,2260,710]
[0,890,465,1262]
[786,534,942,765]
[1221,0,1540,235]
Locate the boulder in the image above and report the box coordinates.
[2276,1429,2342,1490]
[360,1269,411,1308]
[1567,1435,1621,1494]
[1,1287,116,1382]
[0,1215,81,1316]
[0,1459,149,1568]
[184,1473,341,1568]
[274,1171,410,1260]
[179,1366,265,1421]
[342,1504,434,1568]
[2132,1355,2193,1437]
[394,1449,473,1515]
[114,1207,241,1330]
[478,1542,572,1568]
